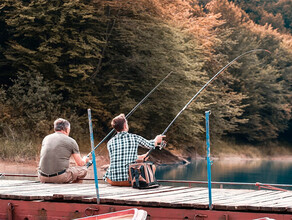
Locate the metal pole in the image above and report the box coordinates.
[88,109,100,204]
[205,110,212,210]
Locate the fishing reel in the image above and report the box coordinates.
[144,137,167,161]
[158,140,167,150]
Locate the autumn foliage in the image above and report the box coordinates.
[0,0,291,158]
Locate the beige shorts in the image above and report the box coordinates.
[39,166,87,184]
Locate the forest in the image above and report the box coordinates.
[0,0,291,159]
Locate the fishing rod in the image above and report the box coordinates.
[145,49,271,158]
[86,71,174,158]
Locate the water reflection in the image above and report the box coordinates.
[156,159,292,189]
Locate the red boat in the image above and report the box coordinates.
[75,208,147,220]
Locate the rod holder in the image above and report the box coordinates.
[88,109,100,203]
[205,110,212,210]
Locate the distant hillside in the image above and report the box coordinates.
[0,0,291,159]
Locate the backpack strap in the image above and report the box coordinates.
[133,167,140,188]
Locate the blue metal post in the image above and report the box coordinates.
[88,109,100,204]
[205,110,212,210]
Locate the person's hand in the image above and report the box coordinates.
[154,135,166,147]
[82,156,90,163]
[136,153,148,162]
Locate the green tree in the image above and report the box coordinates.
[206,0,291,142]
[1,0,112,140]
[94,0,252,148]
[1,0,291,158]
[0,71,61,140]
[231,0,292,34]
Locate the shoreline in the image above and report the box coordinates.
[211,155,292,161]
[1,153,292,175]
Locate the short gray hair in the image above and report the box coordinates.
[54,118,70,131]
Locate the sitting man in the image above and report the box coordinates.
[103,113,165,186]
[38,118,90,183]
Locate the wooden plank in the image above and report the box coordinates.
[0,187,54,199]
[0,182,95,200]
[0,182,82,198]
[99,185,174,199]
[5,184,101,200]
[258,192,292,205]
[1,180,291,213]
[112,187,203,201]
[171,188,267,209]
[221,191,288,207]
[0,180,38,187]
[170,188,239,205]
[41,183,106,201]
[0,182,64,193]
[104,186,191,199]
[105,188,208,208]
[201,189,280,211]
[54,185,177,202]
[254,195,292,210]
[100,185,173,196]
[102,192,194,206]
[212,189,281,206]
[216,189,270,201]
[212,190,291,212]
[53,184,138,199]
[116,187,202,199]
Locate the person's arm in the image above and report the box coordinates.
[136,134,166,149]
[136,153,148,162]
[72,154,90,166]
[136,134,166,162]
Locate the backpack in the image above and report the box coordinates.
[128,161,160,189]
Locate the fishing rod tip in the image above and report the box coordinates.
[264,49,272,54]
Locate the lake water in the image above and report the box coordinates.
[1,159,292,190]
[155,158,292,190]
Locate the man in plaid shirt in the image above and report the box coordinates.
[104,114,165,186]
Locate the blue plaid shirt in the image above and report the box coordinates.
[103,131,155,182]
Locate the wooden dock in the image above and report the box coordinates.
[0,179,292,219]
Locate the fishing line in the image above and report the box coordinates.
[145,49,271,158]
[86,71,174,159]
